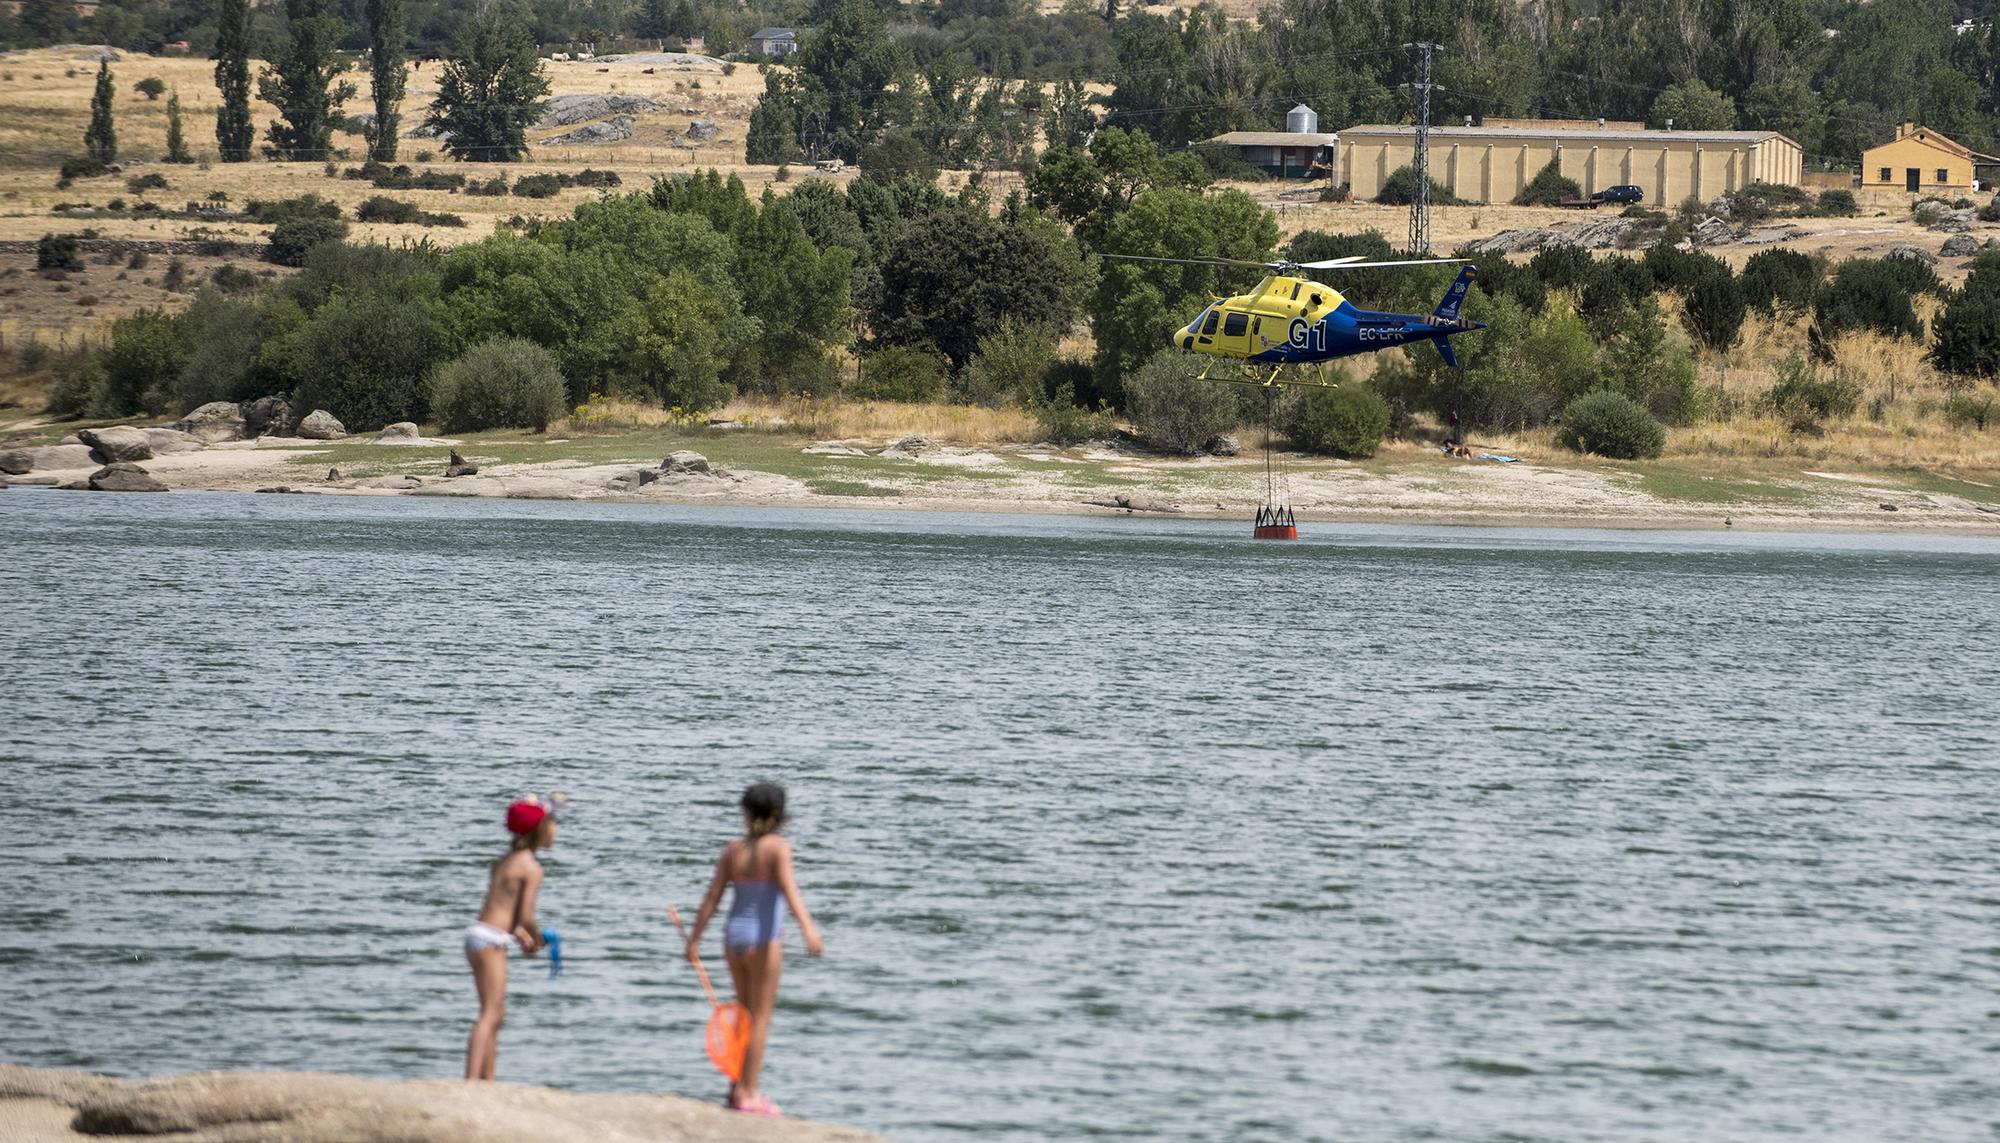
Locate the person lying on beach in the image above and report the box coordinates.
[683,782,824,1117]
[463,794,560,1081]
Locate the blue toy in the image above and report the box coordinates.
[542,928,562,979]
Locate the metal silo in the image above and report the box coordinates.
[1286,104,1318,134]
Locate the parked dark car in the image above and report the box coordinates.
[1590,184,1644,204]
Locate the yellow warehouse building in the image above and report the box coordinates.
[1337,124,1803,206]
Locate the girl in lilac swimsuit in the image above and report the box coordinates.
[685,782,824,1116]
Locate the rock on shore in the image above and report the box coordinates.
[0,1065,883,1143]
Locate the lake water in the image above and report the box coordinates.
[4,491,1998,1142]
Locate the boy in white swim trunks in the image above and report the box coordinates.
[463,794,560,1080]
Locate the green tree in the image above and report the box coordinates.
[748,0,913,162]
[20,0,74,44]
[1026,127,1209,250]
[1513,159,1580,206]
[135,76,166,100]
[164,89,192,163]
[637,0,671,39]
[213,0,255,162]
[1284,385,1391,458]
[1929,251,2000,378]
[258,0,357,161]
[871,203,1091,370]
[1124,350,1239,453]
[85,60,117,164]
[1682,263,1747,373]
[1738,248,1821,315]
[365,0,406,162]
[426,10,550,161]
[746,68,805,164]
[1089,186,1278,393]
[1649,79,1738,130]
[1043,73,1093,151]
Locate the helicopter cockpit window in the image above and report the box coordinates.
[1200,310,1220,336]
[1290,283,1302,300]
[1222,312,1248,337]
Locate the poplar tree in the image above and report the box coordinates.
[213,0,255,162]
[365,0,405,162]
[85,60,117,164]
[258,0,356,161]
[164,89,193,162]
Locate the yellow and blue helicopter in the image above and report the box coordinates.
[1106,253,1485,539]
[1109,254,1484,385]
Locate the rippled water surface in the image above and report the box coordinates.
[4,491,1999,1141]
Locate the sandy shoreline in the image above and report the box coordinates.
[0,1065,882,1143]
[5,426,2000,537]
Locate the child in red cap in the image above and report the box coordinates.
[463,793,563,1081]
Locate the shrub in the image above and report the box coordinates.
[1282,384,1390,458]
[134,76,166,100]
[1812,258,1927,347]
[1529,244,1595,291]
[244,194,343,223]
[126,250,148,270]
[356,195,422,223]
[1032,387,1116,445]
[1816,189,1858,218]
[959,319,1055,407]
[1557,390,1665,459]
[1765,353,1861,421]
[210,263,260,292]
[59,156,107,180]
[512,173,563,198]
[416,149,435,162]
[853,345,949,401]
[266,215,350,266]
[161,256,188,290]
[1374,164,1463,206]
[36,232,82,271]
[573,168,622,188]
[95,308,193,416]
[1514,159,1581,206]
[1928,283,2000,379]
[429,337,569,433]
[466,176,510,196]
[49,361,103,417]
[1942,390,1996,430]
[1122,351,1239,454]
[1738,248,1821,315]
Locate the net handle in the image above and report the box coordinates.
[665,905,722,1009]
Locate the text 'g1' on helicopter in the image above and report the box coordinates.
[1105,252,1486,540]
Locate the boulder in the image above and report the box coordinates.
[297,409,347,440]
[1886,244,1938,266]
[171,401,247,442]
[140,427,203,455]
[445,449,479,477]
[374,422,423,443]
[78,426,155,463]
[0,443,98,473]
[242,395,293,438]
[543,115,634,145]
[360,475,424,489]
[686,119,719,141]
[660,450,712,475]
[1205,434,1242,457]
[1940,233,1981,258]
[608,467,662,490]
[879,435,935,458]
[87,461,168,492]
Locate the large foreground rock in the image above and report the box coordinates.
[172,401,247,443]
[141,428,203,455]
[242,395,292,438]
[0,1064,882,1142]
[297,410,347,440]
[0,443,98,474]
[78,426,155,463]
[87,462,168,492]
[374,422,426,444]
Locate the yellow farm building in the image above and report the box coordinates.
[1860,122,1994,196]
[1337,123,1803,206]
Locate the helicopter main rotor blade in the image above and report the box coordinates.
[1293,257,1467,270]
[1102,254,1279,270]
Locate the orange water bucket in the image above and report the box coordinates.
[667,906,752,1082]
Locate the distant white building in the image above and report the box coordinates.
[749,27,798,57]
